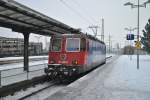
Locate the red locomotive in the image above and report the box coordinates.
[45,34,106,79]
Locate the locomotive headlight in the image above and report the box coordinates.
[50,60,55,64]
[64,71,68,75]
[59,68,63,71]
[72,60,78,65]
[72,68,76,72]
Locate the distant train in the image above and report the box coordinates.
[44,34,106,79]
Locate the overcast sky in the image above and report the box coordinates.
[0,0,150,48]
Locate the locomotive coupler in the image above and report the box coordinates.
[45,64,78,78]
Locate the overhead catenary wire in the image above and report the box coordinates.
[70,0,98,24]
[59,0,95,26]
[69,0,103,38]
[68,0,101,36]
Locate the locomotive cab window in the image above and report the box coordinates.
[51,38,61,51]
[66,38,80,52]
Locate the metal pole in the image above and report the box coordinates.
[101,18,104,42]
[109,34,111,53]
[137,0,140,69]
[0,71,1,86]
[129,28,131,56]
[129,28,132,60]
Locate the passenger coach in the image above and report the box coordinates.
[45,34,106,79]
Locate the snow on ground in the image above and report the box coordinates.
[2,82,65,100]
[23,85,65,100]
[106,53,116,58]
[105,55,150,92]
[0,56,48,61]
[45,55,150,100]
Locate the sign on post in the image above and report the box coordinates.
[135,41,141,49]
[126,34,134,40]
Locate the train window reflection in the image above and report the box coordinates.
[51,38,61,51]
[66,38,80,52]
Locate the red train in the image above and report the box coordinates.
[44,34,106,79]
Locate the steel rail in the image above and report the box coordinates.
[18,81,60,100]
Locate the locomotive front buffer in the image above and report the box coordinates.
[44,64,79,79]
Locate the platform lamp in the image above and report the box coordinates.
[124,0,150,69]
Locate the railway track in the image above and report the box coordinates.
[18,81,60,100]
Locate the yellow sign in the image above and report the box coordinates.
[135,41,141,49]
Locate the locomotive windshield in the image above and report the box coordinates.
[66,38,80,51]
[51,38,61,51]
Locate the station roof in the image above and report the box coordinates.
[0,0,80,36]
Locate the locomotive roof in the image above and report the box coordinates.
[52,34,105,44]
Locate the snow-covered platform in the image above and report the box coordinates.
[0,56,48,62]
[45,55,150,100]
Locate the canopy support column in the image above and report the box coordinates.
[23,32,30,72]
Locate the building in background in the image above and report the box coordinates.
[42,41,50,55]
[0,36,43,57]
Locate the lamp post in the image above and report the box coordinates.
[124,0,150,69]
[124,27,137,34]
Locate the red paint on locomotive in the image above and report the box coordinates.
[48,52,87,66]
[48,35,87,66]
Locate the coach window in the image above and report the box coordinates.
[80,38,86,51]
[51,38,61,51]
[66,38,80,51]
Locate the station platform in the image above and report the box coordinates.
[45,55,150,100]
